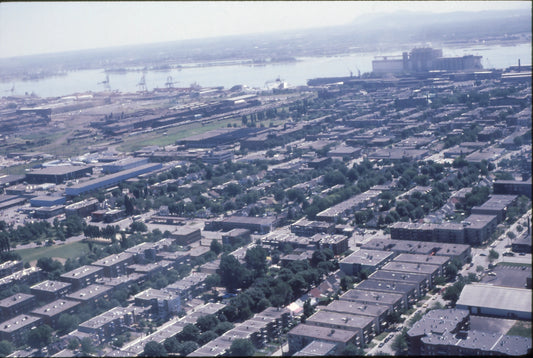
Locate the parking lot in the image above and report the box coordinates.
[481,263,531,288]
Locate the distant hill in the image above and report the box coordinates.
[343,9,532,44]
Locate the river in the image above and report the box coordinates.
[0,43,530,98]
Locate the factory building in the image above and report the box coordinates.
[101,157,149,174]
[372,47,482,74]
[65,163,162,196]
[25,165,93,184]
[456,284,531,320]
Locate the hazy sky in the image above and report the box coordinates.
[0,1,530,58]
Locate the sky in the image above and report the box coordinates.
[0,1,531,58]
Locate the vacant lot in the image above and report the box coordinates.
[15,241,91,264]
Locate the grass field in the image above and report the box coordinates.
[117,117,241,152]
[507,321,532,338]
[15,241,91,263]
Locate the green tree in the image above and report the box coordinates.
[57,313,80,335]
[217,254,253,291]
[124,195,135,215]
[214,321,234,335]
[163,337,180,353]
[210,239,222,255]
[489,249,499,261]
[391,328,409,354]
[229,338,255,357]
[196,314,219,332]
[67,338,79,351]
[0,340,14,356]
[198,331,218,345]
[130,221,147,233]
[179,341,198,356]
[143,341,167,357]
[303,299,314,318]
[26,324,53,349]
[178,324,200,343]
[342,343,364,356]
[245,246,268,276]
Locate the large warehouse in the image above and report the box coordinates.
[456,283,531,320]
[25,165,93,184]
[65,163,162,196]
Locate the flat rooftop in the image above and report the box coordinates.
[381,261,441,275]
[340,288,404,306]
[393,253,450,266]
[31,299,80,317]
[340,248,395,266]
[288,323,357,343]
[31,280,71,292]
[456,284,532,314]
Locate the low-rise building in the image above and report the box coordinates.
[493,178,531,199]
[59,265,104,290]
[368,270,430,296]
[287,323,358,354]
[323,299,390,334]
[95,272,146,291]
[169,226,202,245]
[66,284,114,306]
[306,309,376,346]
[407,309,469,355]
[205,215,276,234]
[134,288,180,319]
[314,233,349,255]
[92,252,135,277]
[290,219,334,237]
[64,198,99,218]
[408,308,531,356]
[462,214,498,245]
[355,278,420,307]
[421,329,532,356]
[0,267,43,291]
[362,238,472,265]
[0,260,23,279]
[316,190,381,223]
[471,195,518,223]
[456,284,531,320]
[221,228,251,246]
[392,253,450,275]
[165,271,209,300]
[78,305,150,343]
[0,314,41,346]
[292,340,338,356]
[0,293,36,321]
[127,260,173,279]
[339,249,395,276]
[30,280,72,302]
[30,299,80,328]
[340,287,406,311]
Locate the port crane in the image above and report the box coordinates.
[165,76,178,88]
[137,75,147,92]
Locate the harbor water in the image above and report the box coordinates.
[0,43,530,98]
